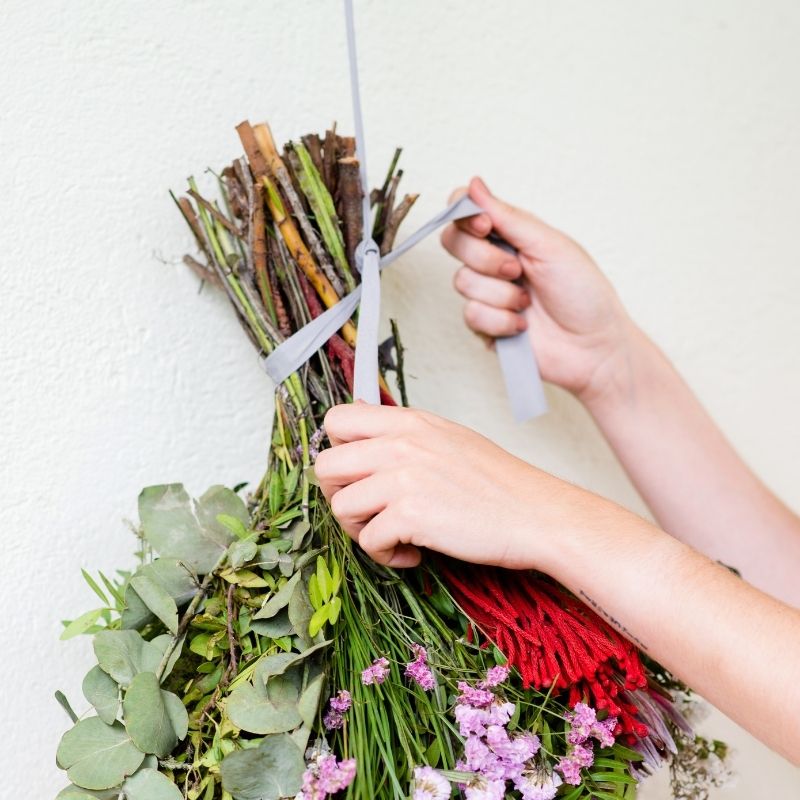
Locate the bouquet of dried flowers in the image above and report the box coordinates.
[54,121,730,800]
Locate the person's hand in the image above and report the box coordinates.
[441,177,633,404]
[314,402,600,570]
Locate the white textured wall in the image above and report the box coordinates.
[2,1,798,797]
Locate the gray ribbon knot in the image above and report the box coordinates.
[261,0,548,422]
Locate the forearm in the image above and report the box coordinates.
[539,499,800,764]
[584,321,800,606]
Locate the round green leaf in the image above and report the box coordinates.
[130,575,179,634]
[138,484,246,574]
[82,665,119,725]
[122,672,188,757]
[56,717,144,790]
[93,630,163,687]
[121,559,197,630]
[226,672,302,735]
[123,768,183,800]
[56,785,119,799]
[220,734,305,800]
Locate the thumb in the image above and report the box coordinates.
[467,176,550,252]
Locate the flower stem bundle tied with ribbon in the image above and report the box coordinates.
[53,3,730,800]
[263,0,548,423]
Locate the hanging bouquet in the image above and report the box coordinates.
[54,121,731,800]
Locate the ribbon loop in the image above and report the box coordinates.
[260,0,548,422]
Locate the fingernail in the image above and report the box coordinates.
[516,314,528,332]
[472,214,491,235]
[473,176,490,196]
[518,291,531,309]
[500,261,520,279]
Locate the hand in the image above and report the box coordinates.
[315,402,594,570]
[441,177,633,404]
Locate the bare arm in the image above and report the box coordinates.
[584,322,800,605]
[442,177,800,605]
[317,403,800,764]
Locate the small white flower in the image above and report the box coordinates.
[412,766,451,800]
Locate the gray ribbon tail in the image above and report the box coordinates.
[496,333,548,421]
[353,242,381,403]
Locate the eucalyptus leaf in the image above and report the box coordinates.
[56,785,119,799]
[93,630,163,687]
[226,671,302,735]
[150,633,185,681]
[138,484,247,574]
[56,717,144,791]
[219,734,304,800]
[253,571,301,620]
[121,558,198,629]
[249,609,294,639]
[297,666,325,728]
[289,519,311,552]
[82,665,119,725]
[130,575,179,634]
[122,672,188,757]
[252,543,281,571]
[228,538,258,570]
[122,767,184,800]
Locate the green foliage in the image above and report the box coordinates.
[56,717,145,790]
[219,734,305,800]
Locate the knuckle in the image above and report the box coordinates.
[312,449,333,479]
[453,266,473,293]
[463,300,483,329]
[329,490,349,521]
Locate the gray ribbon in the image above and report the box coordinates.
[261,0,548,421]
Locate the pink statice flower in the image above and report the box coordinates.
[570,742,594,769]
[298,743,356,800]
[591,717,617,748]
[566,702,618,748]
[405,644,436,690]
[361,656,390,686]
[567,703,597,742]
[556,755,583,786]
[457,681,495,708]
[323,690,352,730]
[411,766,451,800]
[480,665,510,688]
[329,690,351,713]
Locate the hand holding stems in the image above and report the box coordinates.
[315,177,800,762]
[316,402,800,764]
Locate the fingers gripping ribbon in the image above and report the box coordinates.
[261,0,547,422]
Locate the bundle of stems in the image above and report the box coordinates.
[164,121,722,800]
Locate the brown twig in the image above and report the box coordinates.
[322,126,338,198]
[380,193,419,255]
[187,189,242,237]
[182,254,222,288]
[337,154,363,270]
[253,123,344,297]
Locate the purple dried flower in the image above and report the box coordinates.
[329,690,352,713]
[298,750,356,800]
[457,681,495,708]
[361,656,390,686]
[405,644,436,691]
[480,665,510,688]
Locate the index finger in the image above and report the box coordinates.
[447,186,492,238]
[323,403,420,446]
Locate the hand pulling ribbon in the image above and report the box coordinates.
[262,0,548,421]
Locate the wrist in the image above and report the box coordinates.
[577,319,653,419]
